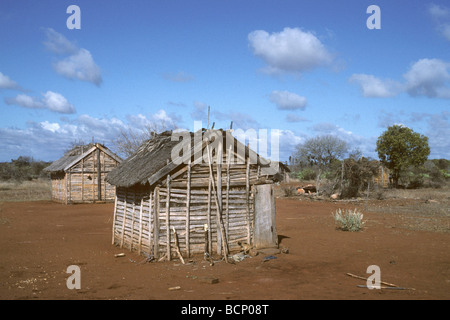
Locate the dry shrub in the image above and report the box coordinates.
[333,208,365,232]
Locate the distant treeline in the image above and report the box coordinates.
[0,156,51,181]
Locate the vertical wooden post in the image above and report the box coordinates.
[148,190,155,255]
[185,159,191,258]
[166,175,171,261]
[92,153,95,202]
[153,187,160,258]
[112,192,118,245]
[81,157,84,202]
[206,134,229,262]
[138,197,144,255]
[216,137,223,255]
[97,147,101,201]
[246,159,251,244]
[226,146,231,242]
[148,191,153,255]
[207,176,212,254]
[64,173,68,205]
[130,192,136,251]
[120,190,127,248]
[102,152,106,201]
[68,170,71,204]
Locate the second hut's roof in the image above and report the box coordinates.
[44,143,122,173]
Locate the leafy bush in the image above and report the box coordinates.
[0,156,51,182]
[296,167,316,181]
[333,208,365,232]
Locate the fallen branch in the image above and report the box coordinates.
[357,285,410,290]
[346,273,415,290]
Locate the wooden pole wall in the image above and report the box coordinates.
[109,142,275,258]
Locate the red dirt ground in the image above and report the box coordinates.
[0,198,449,301]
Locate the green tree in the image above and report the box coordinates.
[376,125,430,187]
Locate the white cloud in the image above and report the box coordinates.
[403,58,450,98]
[0,110,184,161]
[269,90,307,110]
[428,3,450,41]
[42,91,76,114]
[0,72,21,90]
[429,3,450,19]
[77,114,125,134]
[248,27,333,75]
[4,91,75,114]
[276,129,306,160]
[40,121,61,133]
[137,109,180,130]
[43,28,77,54]
[350,58,450,99]
[151,109,172,122]
[5,94,43,109]
[285,114,308,123]
[312,122,352,136]
[425,111,450,158]
[377,110,407,128]
[349,74,401,98]
[53,49,102,86]
[43,28,102,86]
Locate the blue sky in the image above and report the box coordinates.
[1,0,449,162]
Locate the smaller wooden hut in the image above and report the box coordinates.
[106,129,282,261]
[44,143,122,204]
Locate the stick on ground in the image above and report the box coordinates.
[346,273,415,290]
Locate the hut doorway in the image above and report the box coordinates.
[254,184,278,249]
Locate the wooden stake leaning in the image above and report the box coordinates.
[205,133,229,263]
[172,226,185,264]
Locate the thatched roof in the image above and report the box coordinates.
[106,129,278,188]
[106,131,181,187]
[44,143,122,173]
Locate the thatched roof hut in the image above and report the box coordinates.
[106,129,281,261]
[44,143,122,204]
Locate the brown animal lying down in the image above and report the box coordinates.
[296,184,317,194]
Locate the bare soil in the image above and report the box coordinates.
[0,196,449,301]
